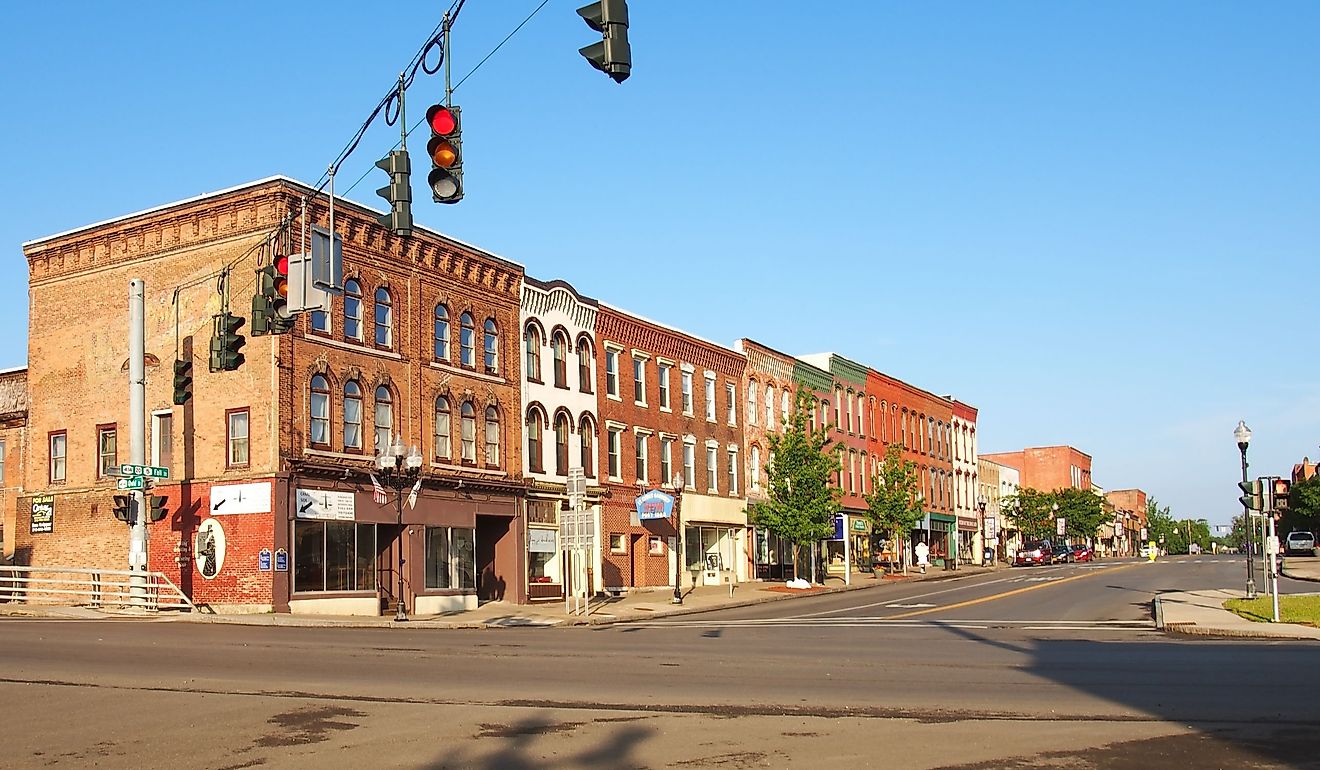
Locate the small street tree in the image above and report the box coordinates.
[1000,487,1057,542]
[1055,487,1106,544]
[747,385,841,583]
[863,443,925,573]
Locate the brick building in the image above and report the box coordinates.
[981,445,1093,493]
[519,277,601,601]
[1104,488,1148,555]
[18,177,527,615]
[947,398,982,563]
[595,304,746,593]
[0,367,27,562]
[865,369,956,565]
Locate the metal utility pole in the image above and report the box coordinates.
[128,279,148,606]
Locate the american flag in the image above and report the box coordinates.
[370,474,388,505]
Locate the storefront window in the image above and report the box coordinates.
[425,526,477,590]
[529,526,559,583]
[292,521,376,593]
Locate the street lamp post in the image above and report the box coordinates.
[977,498,988,566]
[376,436,424,622]
[1235,420,1257,599]
[669,473,685,605]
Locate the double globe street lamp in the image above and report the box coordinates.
[376,436,424,622]
[668,472,685,605]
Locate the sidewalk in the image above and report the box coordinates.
[1156,588,1320,640]
[0,564,996,629]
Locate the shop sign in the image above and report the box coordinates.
[985,516,997,539]
[209,482,272,515]
[195,518,226,580]
[295,488,355,520]
[1056,517,1066,537]
[528,527,558,553]
[634,489,674,520]
[30,495,54,534]
[851,518,868,532]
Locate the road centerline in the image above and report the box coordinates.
[884,562,1141,619]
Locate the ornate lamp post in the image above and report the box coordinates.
[376,436,424,622]
[669,472,685,605]
[977,498,989,566]
[1235,420,1257,599]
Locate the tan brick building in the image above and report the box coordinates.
[18,177,527,615]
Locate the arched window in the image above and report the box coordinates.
[309,375,330,447]
[434,396,451,460]
[343,381,362,449]
[374,288,393,348]
[554,412,570,475]
[781,389,790,424]
[750,444,761,489]
[344,279,363,341]
[858,394,866,437]
[552,332,568,388]
[483,318,499,374]
[434,305,450,361]
[460,402,476,462]
[484,406,501,466]
[834,388,843,430]
[373,386,393,454]
[880,401,888,442]
[526,408,544,473]
[747,380,758,425]
[460,313,475,368]
[765,384,775,429]
[577,338,594,393]
[579,416,595,477]
[524,324,542,382]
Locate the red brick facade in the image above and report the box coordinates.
[982,446,1093,493]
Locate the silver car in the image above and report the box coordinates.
[1285,531,1316,556]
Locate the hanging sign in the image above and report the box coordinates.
[634,489,674,521]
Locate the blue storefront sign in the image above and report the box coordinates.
[634,489,675,521]
[258,548,272,571]
[274,548,289,572]
[830,515,845,541]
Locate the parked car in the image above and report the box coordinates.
[1014,541,1055,566]
[1063,544,1093,563]
[1285,531,1316,556]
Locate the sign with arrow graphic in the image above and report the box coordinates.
[294,488,355,521]
[208,482,272,515]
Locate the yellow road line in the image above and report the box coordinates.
[884,562,1143,620]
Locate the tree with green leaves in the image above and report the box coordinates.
[1145,498,1179,552]
[1281,474,1320,537]
[1054,487,1106,544]
[747,385,841,583]
[1000,487,1058,542]
[863,444,926,573]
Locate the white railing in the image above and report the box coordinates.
[0,565,196,612]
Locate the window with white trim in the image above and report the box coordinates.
[704,375,716,421]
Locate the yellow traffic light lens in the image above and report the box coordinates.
[275,278,288,298]
[430,140,457,168]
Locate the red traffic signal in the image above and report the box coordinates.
[273,254,289,298]
[425,104,463,204]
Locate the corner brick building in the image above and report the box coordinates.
[0,367,27,562]
[18,177,527,615]
[981,445,1093,494]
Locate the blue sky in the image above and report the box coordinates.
[2,2,1316,527]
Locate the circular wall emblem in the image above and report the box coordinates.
[194,518,226,580]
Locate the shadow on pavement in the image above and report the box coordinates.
[422,713,653,770]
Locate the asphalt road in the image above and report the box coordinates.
[1,555,1317,769]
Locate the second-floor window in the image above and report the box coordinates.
[555,413,570,475]
[374,288,393,348]
[527,410,543,473]
[607,427,621,479]
[681,371,694,415]
[683,441,695,489]
[577,338,594,393]
[706,445,718,491]
[434,397,451,460]
[635,434,648,483]
[50,431,67,483]
[461,402,476,462]
[311,307,329,334]
[750,445,761,489]
[660,437,673,482]
[374,387,393,455]
[633,357,646,404]
[726,383,737,425]
[97,426,117,479]
[344,381,363,450]
[227,409,249,468]
[580,418,594,477]
[484,406,501,466]
[658,365,671,410]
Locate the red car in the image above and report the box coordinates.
[1064,544,1093,563]
[1014,541,1055,566]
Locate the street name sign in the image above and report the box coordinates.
[120,464,169,479]
[116,477,146,491]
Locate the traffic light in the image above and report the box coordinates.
[577,0,631,83]
[425,104,463,204]
[375,149,413,236]
[112,494,132,524]
[149,495,168,523]
[1272,479,1291,512]
[254,259,295,336]
[1239,479,1262,511]
[172,358,193,405]
[210,312,246,372]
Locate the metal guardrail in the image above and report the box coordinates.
[0,565,196,612]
